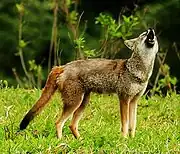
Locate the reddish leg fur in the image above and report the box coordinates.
[69,92,90,138]
[129,96,139,137]
[120,99,130,138]
[55,80,84,139]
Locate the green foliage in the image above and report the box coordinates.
[18,40,28,49]
[0,0,54,87]
[120,15,139,38]
[16,3,24,14]
[0,88,179,153]
[74,36,85,49]
[13,1,47,89]
[27,60,43,88]
[17,0,53,56]
[68,11,79,25]
[95,13,139,58]
[0,80,8,89]
[61,0,96,59]
[12,60,43,89]
[159,64,177,86]
[28,60,43,86]
[84,49,96,58]
[95,13,139,39]
[96,13,121,39]
[65,0,72,8]
[0,0,179,91]
[152,64,178,95]
[74,36,96,58]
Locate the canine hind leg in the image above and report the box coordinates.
[69,92,90,138]
[55,80,84,139]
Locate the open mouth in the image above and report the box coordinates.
[145,28,155,48]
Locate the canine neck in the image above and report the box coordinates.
[126,51,156,83]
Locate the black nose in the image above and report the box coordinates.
[148,28,153,31]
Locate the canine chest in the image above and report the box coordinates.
[118,77,148,97]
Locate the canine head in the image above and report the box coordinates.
[124,28,158,55]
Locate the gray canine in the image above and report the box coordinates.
[20,28,159,139]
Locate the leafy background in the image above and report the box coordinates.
[0,0,179,94]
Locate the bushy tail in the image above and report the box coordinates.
[20,66,64,130]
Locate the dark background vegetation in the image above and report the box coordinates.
[0,0,179,94]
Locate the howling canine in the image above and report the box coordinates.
[20,28,159,139]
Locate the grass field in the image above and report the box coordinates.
[0,88,179,153]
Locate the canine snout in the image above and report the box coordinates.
[145,28,155,47]
[147,28,155,40]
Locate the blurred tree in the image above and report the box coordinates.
[0,1,52,75]
[0,0,179,91]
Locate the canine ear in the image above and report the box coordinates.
[124,38,137,50]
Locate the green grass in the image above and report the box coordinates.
[0,88,179,153]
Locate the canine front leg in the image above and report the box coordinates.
[129,96,138,138]
[120,99,130,138]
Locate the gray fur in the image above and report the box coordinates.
[20,28,159,139]
[57,29,158,100]
[56,28,159,138]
